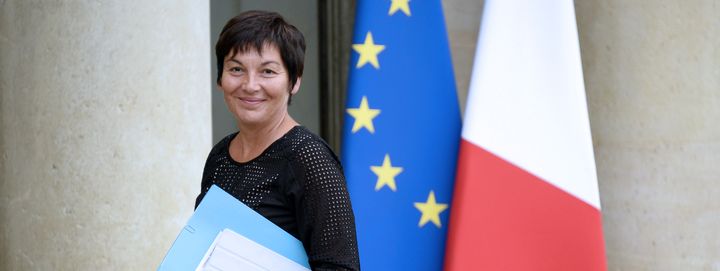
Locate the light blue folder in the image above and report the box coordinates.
[158,185,310,270]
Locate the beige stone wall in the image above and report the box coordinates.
[577,1,720,270]
[442,0,482,116]
[444,0,720,270]
[0,1,211,270]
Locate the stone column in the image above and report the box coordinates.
[0,1,211,270]
[576,1,720,270]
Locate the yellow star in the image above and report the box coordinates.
[346,96,381,134]
[371,154,404,191]
[414,190,448,228]
[389,0,411,16]
[352,32,385,69]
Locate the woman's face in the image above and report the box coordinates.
[219,45,300,128]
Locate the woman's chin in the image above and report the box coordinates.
[234,114,271,128]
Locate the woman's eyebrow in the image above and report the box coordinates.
[261,60,281,66]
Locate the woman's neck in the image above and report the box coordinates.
[230,114,298,163]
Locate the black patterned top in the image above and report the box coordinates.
[195,126,360,270]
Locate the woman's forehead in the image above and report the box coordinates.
[226,43,281,61]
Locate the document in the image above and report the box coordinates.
[158,185,310,270]
[196,229,309,271]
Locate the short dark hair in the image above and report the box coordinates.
[215,10,306,93]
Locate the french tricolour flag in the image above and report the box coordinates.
[444,1,608,270]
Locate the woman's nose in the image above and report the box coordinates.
[243,73,261,92]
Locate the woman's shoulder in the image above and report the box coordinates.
[282,126,340,165]
[208,131,238,157]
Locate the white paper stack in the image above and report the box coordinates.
[196,229,310,271]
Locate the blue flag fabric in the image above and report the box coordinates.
[341,1,461,270]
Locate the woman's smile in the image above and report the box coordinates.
[238,97,266,107]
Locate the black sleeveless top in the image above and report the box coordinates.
[195,126,360,270]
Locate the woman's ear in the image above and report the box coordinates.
[291,77,302,95]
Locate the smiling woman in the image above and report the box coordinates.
[194,10,360,271]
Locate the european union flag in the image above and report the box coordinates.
[341,1,461,270]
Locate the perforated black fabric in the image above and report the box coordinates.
[195,126,360,270]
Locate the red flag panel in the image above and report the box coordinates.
[444,140,607,270]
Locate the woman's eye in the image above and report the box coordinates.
[228,66,244,75]
[262,69,277,75]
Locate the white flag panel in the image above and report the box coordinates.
[461,0,601,209]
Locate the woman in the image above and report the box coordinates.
[194,10,360,270]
